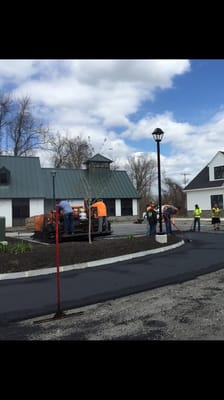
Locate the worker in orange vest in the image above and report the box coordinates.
[146,202,157,236]
[91,199,109,233]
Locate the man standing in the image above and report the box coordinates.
[146,202,157,236]
[211,203,221,231]
[58,200,74,234]
[91,199,109,233]
[193,204,202,232]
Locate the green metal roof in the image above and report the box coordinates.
[0,155,45,198]
[84,153,112,163]
[44,168,140,199]
[0,155,140,200]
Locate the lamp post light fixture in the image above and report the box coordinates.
[51,170,57,210]
[152,128,164,234]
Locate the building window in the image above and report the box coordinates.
[121,199,132,216]
[0,167,10,185]
[214,166,224,179]
[12,198,29,226]
[104,199,115,216]
[211,195,223,209]
[89,162,109,169]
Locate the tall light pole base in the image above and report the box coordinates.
[155,233,167,244]
[53,309,66,320]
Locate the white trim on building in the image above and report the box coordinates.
[0,199,12,228]
[115,199,121,217]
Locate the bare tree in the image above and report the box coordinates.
[110,162,120,171]
[0,92,12,154]
[126,154,157,216]
[48,132,68,168]
[127,155,156,195]
[50,134,94,168]
[162,176,186,214]
[64,136,94,168]
[6,96,49,156]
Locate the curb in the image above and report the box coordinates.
[0,240,184,281]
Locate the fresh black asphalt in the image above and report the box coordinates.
[1,231,224,322]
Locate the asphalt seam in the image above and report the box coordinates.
[0,240,184,281]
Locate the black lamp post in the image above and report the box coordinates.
[51,171,56,210]
[152,128,164,233]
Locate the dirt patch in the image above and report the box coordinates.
[0,235,181,273]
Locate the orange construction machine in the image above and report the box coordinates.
[26,202,111,243]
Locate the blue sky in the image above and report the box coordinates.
[1,59,224,187]
[147,60,224,125]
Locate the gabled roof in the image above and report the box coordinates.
[84,153,112,164]
[0,155,46,198]
[207,151,224,166]
[0,155,140,199]
[185,151,224,191]
[184,166,224,190]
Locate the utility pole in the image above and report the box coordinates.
[181,173,191,186]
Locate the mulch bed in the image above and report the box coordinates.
[0,235,181,274]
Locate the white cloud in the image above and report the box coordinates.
[0,60,35,83]
[4,58,220,187]
[7,59,190,128]
[119,107,224,186]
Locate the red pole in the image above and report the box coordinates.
[54,205,63,317]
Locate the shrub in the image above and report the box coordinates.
[0,240,33,255]
[0,242,8,253]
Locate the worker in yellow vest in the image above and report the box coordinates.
[211,204,221,231]
[193,204,202,232]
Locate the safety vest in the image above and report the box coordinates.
[211,207,221,218]
[92,201,107,217]
[194,208,202,218]
[146,205,157,224]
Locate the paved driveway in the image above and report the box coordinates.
[1,229,224,322]
[109,218,219,237]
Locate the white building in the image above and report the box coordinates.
[0,154,140,228]
[184,151,224,216]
